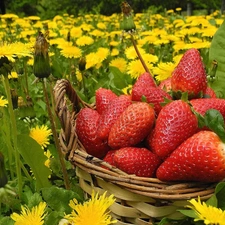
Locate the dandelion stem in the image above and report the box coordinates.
[130,34,150,74]
[1,107,14,179]
[42,79,70,190]
[2,75,22,197]
[23,58,29,96]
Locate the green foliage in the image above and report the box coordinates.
[4,0,223,19]
[209,19,225,98]
[17,134,52,191]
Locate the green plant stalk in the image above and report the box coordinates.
[23,58,29,96]
[130,34,151,74]
[42,79,70,190]
[1,108,14,179]
[2,75,22,197]
[81,72,87,94]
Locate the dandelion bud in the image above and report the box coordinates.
[0,152,8,188]
[0,56,13,77]
[11,89,18,109]
[67,31,71,42]
[78,57,86,72]
[120,1,136,32]
[33,32,51,78]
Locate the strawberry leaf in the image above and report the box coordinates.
[204,109,225,143]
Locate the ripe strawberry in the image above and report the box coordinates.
[203,86,217,98]
[108,102,155,149]
[156,130,225,182]
[97,94,132,141]
[95,87,117,114]
[132,87,172,116]
[171,48,207,98]
[76,108,110,159]
[190,98,225,120]
[132,72,157,90]
[103,150,117,167]
[148,100,198,160]
[114,147,162,177]
[158,77,172,93]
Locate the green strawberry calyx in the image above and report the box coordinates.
[195,109,225,143]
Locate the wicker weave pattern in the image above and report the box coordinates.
[53,79,217,224]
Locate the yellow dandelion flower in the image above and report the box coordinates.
[215,19,224,26]
[65,192,117,225]
[1,13,18,20]
[167,9,174,14]
[76,70,82,82]
[80,23,93,32]
[0,96,8,107]
[142,35,158,45]
[97,22,107,30]
[29,125,52,149]
[26,16,41,21]
[122,85,132,95]
[188,197,225,225]
[96,47,109,63]
[11,202,47,225]
[0,42,32,62]
[176,7,182,11]
[153,62,177,81]
[70,27,83,38]
[76,35,94,46]
[90,29,104,37]
[60,46,82,59]
[109,41,120,47]
[44,149,53,168]
[109,57,127,73]
[8,71,18,79]
[127,59,153,79]
[111,48,119,56]
[201,26,218,37]
[85,52,99,69]
[125,46,145,60]
[173,41,186,53]
[142,53,158,64]
[27,58,34,66]
[153,39,170,46]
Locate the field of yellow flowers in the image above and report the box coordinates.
[1,6,225,225]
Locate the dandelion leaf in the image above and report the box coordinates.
[17,134,51,191]
[214,182,225,210]
[209,19,225,98]
[41,186,82,214]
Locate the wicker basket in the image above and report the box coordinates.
[53,79,217,225]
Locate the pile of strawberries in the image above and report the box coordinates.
[76,48,225,183]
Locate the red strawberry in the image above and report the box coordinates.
[190,98,225,120]
[95,87,117,114]
[156,130,225,182]
[158,77,172,93]
[114,147,162,177]
[148,100,198,159]
[203,86,217,98]
[108,102,155,149]
[171,48,207,98]
[103,150,117,167]
[76,108,110,159]
[133,72,157,90]
[97,95,132,141]
[132,87,172,116]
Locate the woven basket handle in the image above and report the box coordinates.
[53,79,88,156]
